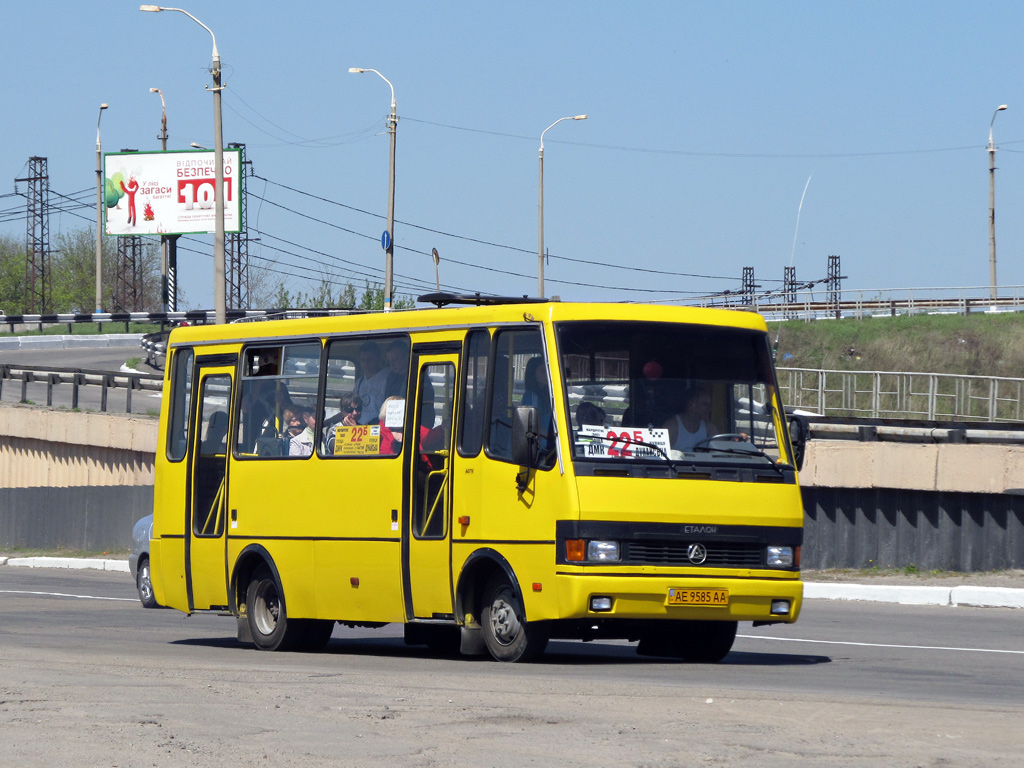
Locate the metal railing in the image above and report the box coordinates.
[0,364,163,414]
[777,367,1024,422]
[691,285,1024,321]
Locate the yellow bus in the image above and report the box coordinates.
[150,296,805,662]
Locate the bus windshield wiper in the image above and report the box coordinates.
[691,434,794,475]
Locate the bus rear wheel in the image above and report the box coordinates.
[481,575,548,662]
[636,620,737,662]
[246,566,305,651]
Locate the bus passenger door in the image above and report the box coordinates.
[405,355,458,620]
[186,364,234,612]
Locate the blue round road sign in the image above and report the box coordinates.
[381,231,392,251]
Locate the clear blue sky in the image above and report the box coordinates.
[3,1,1024,310]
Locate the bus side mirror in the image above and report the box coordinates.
[788,415,808,471]
[511,406,539,469]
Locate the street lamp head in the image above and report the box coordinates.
[190,142,207,149]
[348,68,365,73]
[139,5,161,11]
[574,114,588,120]
[998,104,1008,111]
[149,87,160,93]
[99,103,108,110]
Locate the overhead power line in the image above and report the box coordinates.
[251,173,746,283]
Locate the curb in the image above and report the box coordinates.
[804,581,1024,609]
[0,556,130,573]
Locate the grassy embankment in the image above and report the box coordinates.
[770,312,1024,378]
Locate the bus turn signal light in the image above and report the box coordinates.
[566,539,585,561]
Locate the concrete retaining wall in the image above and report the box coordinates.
[0,406,157,551]
[799,440,1024,569]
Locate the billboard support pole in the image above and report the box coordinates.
[96,103,108,319]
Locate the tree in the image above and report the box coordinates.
[0,228,164,314]
[250,260,413,312]
[0,234,26,312]
[50,229,162,313]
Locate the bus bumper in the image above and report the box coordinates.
[550,573,803,624]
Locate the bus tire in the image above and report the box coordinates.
[481,575,548,662]
[246,566,303,651]
[637,620,737,663]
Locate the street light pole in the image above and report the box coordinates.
[350,67,397,311]
[141,5,226,324]
[988,104,1008,301]
[95,103,108,315]
[538,114,586,298]
[150,88,170,315]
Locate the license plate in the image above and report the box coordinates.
[668,588,729,606]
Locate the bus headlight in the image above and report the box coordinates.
[587,541,620,562]
[766,545,794,567]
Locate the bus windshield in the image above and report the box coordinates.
[556,320,788,466]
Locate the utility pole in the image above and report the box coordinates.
[827,255,844,319]
[741,266,758,310]
[783,266,797,319]
[988,104,1008,301]
[16,157,51,315]
[226,142,251,310]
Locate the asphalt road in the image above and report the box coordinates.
[1,567,1021,767]
[0,344,163,415]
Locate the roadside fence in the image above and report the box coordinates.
[778,367,1024,422]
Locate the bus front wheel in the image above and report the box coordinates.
[246,566,305,651]
[481,575,548,662]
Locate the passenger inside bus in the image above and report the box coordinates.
[321,393,363,454]
[384,339,409,399]
[353,341,387,425]
[378,396,408,455]
[576,401,606,429]
[663,382,720,451]
[283,406,314,457]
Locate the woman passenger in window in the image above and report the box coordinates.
[321,393,363,454]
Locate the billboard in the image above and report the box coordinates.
[103,148,242,237]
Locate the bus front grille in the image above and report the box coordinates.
[625,541,764,568]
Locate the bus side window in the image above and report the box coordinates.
[486,328,555,469]
[234,342,320,459]
[319,335,409,458]
[458,329,489,457]
[167,347,193,462]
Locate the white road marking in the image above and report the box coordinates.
[738,634,1024,655]
[0,589,136,602]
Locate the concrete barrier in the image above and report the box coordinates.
[0,406,157,551]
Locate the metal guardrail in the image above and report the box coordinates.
[692,285,1024,321]
[0,307,362,330]
[0,364,162,414]
[789,414,1024,445]
[778,367,1024,423]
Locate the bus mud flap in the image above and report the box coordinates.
[460,626,486,655]
[237,615,253,644]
